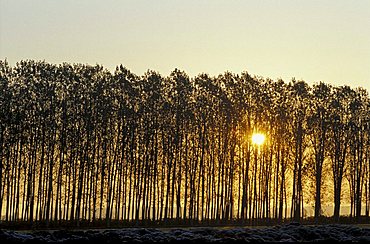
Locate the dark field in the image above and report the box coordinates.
[1,223,370,243]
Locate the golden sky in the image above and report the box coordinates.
[1,0,369,91]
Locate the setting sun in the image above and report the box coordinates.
[252,133,265,146]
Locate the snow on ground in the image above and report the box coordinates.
[1,223,370,243]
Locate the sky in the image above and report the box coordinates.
[1,0,370,91]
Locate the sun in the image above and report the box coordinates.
[251,133,265,146]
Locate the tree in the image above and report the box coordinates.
[307,82,332,221]
[328,86,353,221]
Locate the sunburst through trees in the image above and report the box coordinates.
[251,133,266,146]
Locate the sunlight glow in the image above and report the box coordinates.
[251,133,265,146]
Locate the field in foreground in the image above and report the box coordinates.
[1,223,370,243]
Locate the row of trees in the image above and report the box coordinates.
[0,60,369,224]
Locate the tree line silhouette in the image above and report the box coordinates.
[0,60,369,225]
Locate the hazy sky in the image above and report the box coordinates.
[1,0,369,91]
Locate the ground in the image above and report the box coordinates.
[1,223,370,243]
